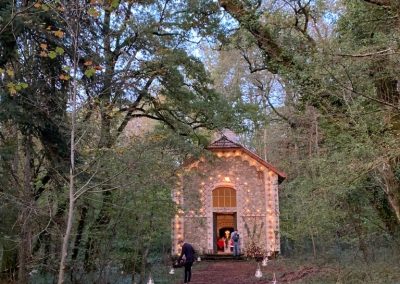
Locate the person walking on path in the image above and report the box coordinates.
[231,229,240,257]
[178,239,196,283]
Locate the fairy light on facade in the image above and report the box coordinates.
[171,135,286,256]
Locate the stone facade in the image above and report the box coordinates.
[172,136,285,256]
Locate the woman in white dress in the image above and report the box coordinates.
[223,230,231,253]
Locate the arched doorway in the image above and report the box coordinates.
[212,187,237,253]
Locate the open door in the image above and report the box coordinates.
[214,212,237,253]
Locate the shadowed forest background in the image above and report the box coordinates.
[0,0,399,283]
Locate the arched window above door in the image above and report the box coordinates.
[212,187,237,207]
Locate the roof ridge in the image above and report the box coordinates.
[207,135,242,149]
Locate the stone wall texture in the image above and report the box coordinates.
[172,149,280,255]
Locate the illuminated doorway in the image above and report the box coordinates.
[212,187,237,253]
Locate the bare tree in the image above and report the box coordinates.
[57,1,81,282]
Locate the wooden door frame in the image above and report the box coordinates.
[212,212,237,253]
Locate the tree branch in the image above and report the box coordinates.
[335,48,395,58]
[362,0,391,8]
[0,1,40,35]
[219,0,294,74]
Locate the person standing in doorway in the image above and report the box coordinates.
[231,229,240,257]
[178,239,196,283]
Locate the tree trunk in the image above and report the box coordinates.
[57,5,79,281]
[368,183,400,236]
[131,248,139,284]
[18,134,33,284]
[71,204,88,261]
[374,74,400,223]
[139,247,149,284]
[80,7,117,269]
[309,228,317,259]
[348,205,370,263]
[57,180,75,284]
[378,160,400,224]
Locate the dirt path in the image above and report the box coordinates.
[174,260,334,284]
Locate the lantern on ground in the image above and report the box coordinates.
[272,272,277,284]
[147,275,154,284]
[255,263,262,278]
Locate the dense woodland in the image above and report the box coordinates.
[0,0,399,283]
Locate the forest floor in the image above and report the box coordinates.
[173,259,337,284]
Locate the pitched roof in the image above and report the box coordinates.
[207,135,287,183]
[207,135,242,149]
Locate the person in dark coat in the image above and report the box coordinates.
[178,239,196,283]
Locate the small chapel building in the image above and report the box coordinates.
[172,135,286,256]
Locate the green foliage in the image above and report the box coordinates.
[0,0,242,282]
[215,3,400,283]
[1,0,400,283]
